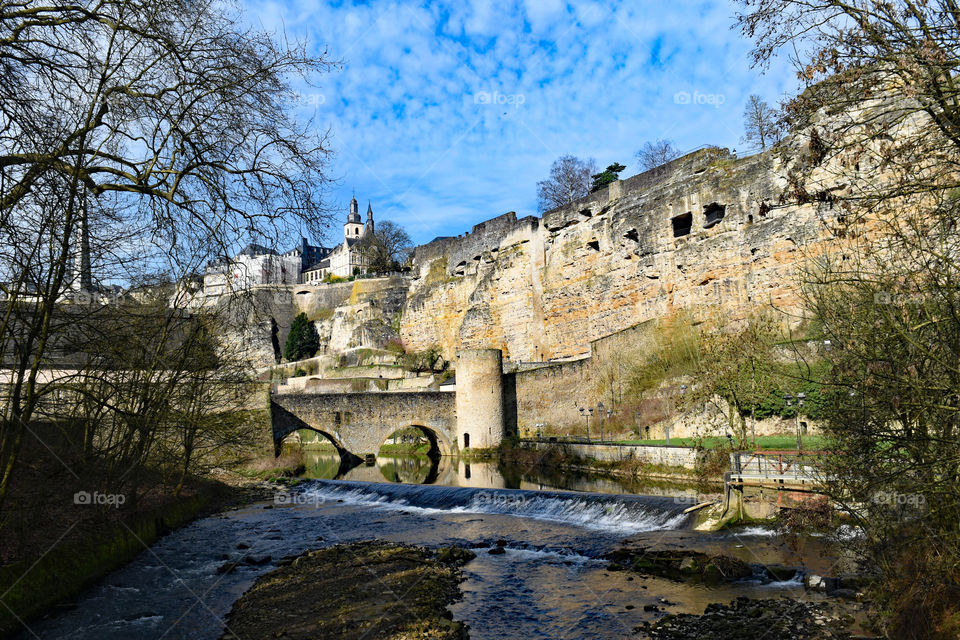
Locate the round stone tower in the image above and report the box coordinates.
[454,349,505,451]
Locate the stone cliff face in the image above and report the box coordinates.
[400,145,833,362]
[233,130,849,368]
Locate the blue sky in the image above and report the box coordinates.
[244,0,798,247]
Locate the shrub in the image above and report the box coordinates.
[284,313,319,362]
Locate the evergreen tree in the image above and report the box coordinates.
[590,163,626,192]
[284,313,320,362]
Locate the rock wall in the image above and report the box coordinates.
[400,146,832,362]
[231,131,849,373]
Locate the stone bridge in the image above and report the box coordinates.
[272,390,458,459]
[270,348,512,461]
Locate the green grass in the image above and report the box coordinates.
[378,443,431,455]
[612,435,829,450]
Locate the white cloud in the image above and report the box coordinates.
[240,0,798,245]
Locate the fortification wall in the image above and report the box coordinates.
[399,145,830,363]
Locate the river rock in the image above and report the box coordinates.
[764,564,798,581]
[637,597,852,639]
[605,548,752,582]
[436,546,477,566]
[804,574,825,590]
[488,547,506,555]
[243,554,272,566]
[216,561,238,574]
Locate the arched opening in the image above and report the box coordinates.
[377,425,448,484]
[278,427,360,480]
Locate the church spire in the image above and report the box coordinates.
[365,201,375,236]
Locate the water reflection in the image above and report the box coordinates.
[297,450,701,497]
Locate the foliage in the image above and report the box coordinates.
[590,163,627,192]
[400,346,445,374]
[284,313,320,362]
[322,274,348,284]
[594,315,699,432]
[0,0,333,509]
[636,139,681,171]
[536,155,598,212]
[737,3,960,633]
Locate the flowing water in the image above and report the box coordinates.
[22,453,835,640]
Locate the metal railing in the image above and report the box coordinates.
[727,450,827,491]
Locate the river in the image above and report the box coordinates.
[22,453,836,640]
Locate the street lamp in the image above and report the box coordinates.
[783,392,806,450]
[597,402,604,442]
[579,406,586,438]
[587,407,593,441]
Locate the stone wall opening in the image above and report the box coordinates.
[703,202,726,228]
[671,212,693,238]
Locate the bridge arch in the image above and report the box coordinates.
[378,423,452,459]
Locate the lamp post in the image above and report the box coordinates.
[606,409,612,443]
[783,392,806,450]
[597,402,604,442]
[579,407,586,438]
[587,407,593,441]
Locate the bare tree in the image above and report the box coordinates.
[736,1,960,633]
[635,139,680,170]
[741,94,783,150]
[536,155,597,212]
[0,0,335,508]
[362,220,413,273]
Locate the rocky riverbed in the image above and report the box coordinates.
[219,541,474,640]
[637,597,856,639]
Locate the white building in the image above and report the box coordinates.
[203,243,302,298]
[203,196,378,296]
[302,196,375,281]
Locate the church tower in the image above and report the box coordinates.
[72,189,92,292]
[344,195,363,241]
[364,202,375,237]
